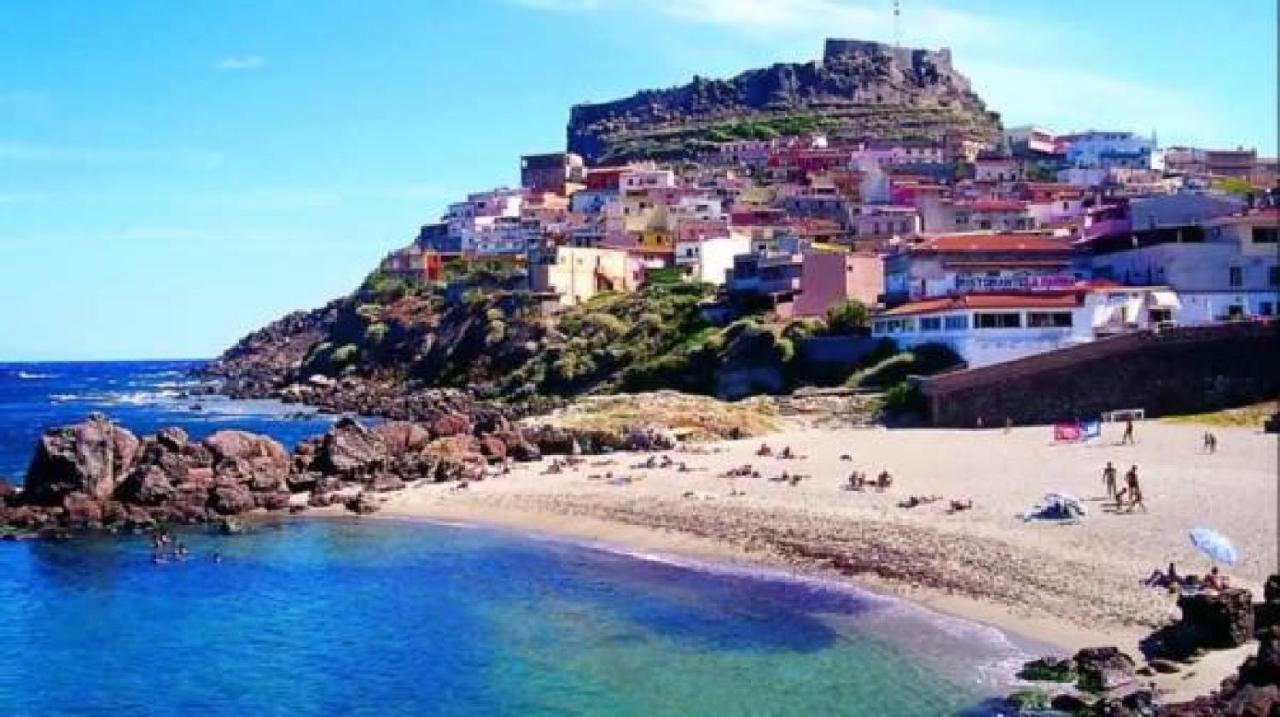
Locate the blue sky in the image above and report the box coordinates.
[1,0,1275,360]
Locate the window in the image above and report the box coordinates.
[1027,312,1074,328]
[1229,266,1243,287]
[920,317,942,331]
[974,312,1021,329]
[944,315,968,330]
[1260,302,1275,316]
[1271,267,1280,287]
[1253,227,1279,244]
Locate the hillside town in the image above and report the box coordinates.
[381,110,1278,371]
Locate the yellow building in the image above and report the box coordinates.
[531,246,640,307]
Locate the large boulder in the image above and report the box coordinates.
[1074,646,1136,693]
[312,418,388,479]
[523,425,579,456]
[61,492,104,527]
[23,415,139,505]
[422,436,486,482]
[371,421,431,458]
[344,492,380,515]
[116,465,176,506]
[428,412,472,439]
[203,430,289,493]
[1257,575,1280,633]
[208,483,255,516]
[1179,588,1255,649]
[203,429,288,466]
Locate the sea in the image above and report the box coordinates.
[0,361,1035,716]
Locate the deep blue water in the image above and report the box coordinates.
[0,360,335,482]
[0,362,1030,715]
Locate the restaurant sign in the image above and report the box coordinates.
[954,274,1078,292]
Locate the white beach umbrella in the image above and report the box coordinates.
[1189,527,1239,566]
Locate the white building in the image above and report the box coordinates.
[675,231,751,285]
[1061,131,1157,170]
[872,285,1181,368]
[620,168,677,193]
[1087,209,1280,322]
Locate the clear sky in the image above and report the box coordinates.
[1,0,1276,360]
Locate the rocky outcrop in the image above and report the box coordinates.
[1178,589,1256,649]
[1073,646,1137,693]
[1165,622,1280,716]
[567,38,1000,163]
[22,414,138,505]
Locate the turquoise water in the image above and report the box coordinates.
[0,362,1030,715]
[0,519,1026,716]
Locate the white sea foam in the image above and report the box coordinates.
[16,371,56,380]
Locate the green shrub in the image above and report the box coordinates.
[485,319,506,346]
[363,322,389,346]
[847,353,916,388]
[461,288,487,309]
[646,266,684,285]
[782,318,823,342]
[825,299,870,335]
[583,312,628,338]
[355,303,383,322]
[881,381,925,415]
[330,344,358,366]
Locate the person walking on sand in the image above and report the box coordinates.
[1124,465,1146,512]
[1102,461,1118,500]
[1203,432,1218,454]
[1121,418,1135,445]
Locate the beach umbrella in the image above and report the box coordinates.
[1189,527,1239,566]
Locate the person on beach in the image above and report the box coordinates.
[1121,418,1135,445]
[1203,566,1229,591]
[1203,432,1218,454]
[876,470,893,490]
[1124,465,1145,512]
[1102,462,1118,499]
[756,443,772,457]
[1144,562,1179,588]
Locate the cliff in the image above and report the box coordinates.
[567,39,1001,164]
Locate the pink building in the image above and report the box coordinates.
[792,252,884,317]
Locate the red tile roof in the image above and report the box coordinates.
[880,291,1084,317]
[911,231,1072,253]
[956,199,1028,212]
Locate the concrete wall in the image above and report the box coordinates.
[919,321,1280,426]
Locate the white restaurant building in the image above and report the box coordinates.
[872,284,1181,368]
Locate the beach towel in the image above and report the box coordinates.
[1021,493,1087,523]
[1053,422,1082,442]
[1080,420,1101,440]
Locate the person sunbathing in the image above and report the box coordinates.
[1202,567,1229,591]
[948,499,973,513]
[1143,562,1179,588]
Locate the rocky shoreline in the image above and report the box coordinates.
[0,412,672,537]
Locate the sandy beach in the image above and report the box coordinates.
[370,418,1277,700]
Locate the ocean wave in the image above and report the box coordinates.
[49,389,182,406]
[16,371,57,380]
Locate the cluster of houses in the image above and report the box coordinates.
[381,128,1279,369]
